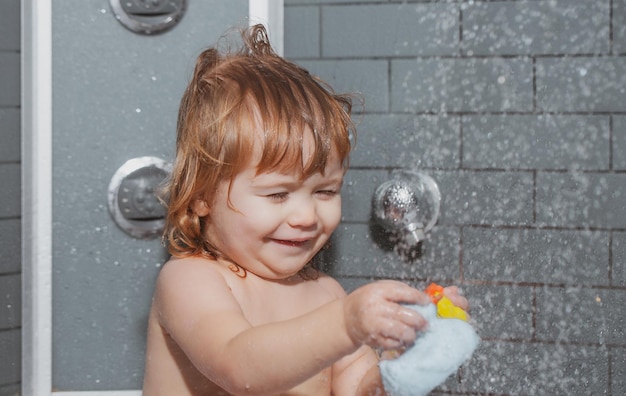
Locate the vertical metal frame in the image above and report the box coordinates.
[22,0,53,394]
[21,1,283,395]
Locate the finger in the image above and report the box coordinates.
[376,299,427,327]
[378,335,406,351]
[377,281,430,305]
[379,323,418,350]
[443,285,459,295]
[395,305,429,330]
[443,286,469,310]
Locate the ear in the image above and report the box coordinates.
[191,200,210,217]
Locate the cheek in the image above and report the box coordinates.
[233,204,279,235]
[325,199,342,230]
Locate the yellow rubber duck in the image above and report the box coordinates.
[424,283,468,322]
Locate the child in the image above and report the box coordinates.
[142,24,467,395]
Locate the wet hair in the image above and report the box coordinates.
[162,24,356,262]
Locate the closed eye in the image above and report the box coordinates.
[267,192,289,202]
[316,189,339,198]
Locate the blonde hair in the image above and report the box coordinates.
[163,24,356,259]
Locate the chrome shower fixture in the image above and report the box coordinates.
[372,169,441,247]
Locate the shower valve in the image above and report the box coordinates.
[108,156,171,239]
[372,169,441,246]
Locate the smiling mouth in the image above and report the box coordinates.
[272,238,311,247]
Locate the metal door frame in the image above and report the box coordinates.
[21,1,282,394]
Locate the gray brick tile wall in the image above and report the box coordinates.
[0,220,20,274]
[391,57,534,113]
[0,384,20,396]
[462,115,610,170]
[612,347,626,395]
[614,231,626,287]
[286,0,625,394]
[0,0,19,52]
[536,172,626,228]
[298,59,389,112]
[613,115,626,170]
[286,0,380,4]
[0,110,20,162]
[321,223,461,281]
[341,168,388,222]
[464,228,610,285]
[0,53,19,107]
[463,340,609,395]
[284,6,320,58]
[0,330,20,386]
[463,1,609,56]
[612,0,626,53]
[350,114,460,169]
[1,0,21,390]
[535,286,626,344]
[321,4,459,57]
[0,275,20,329]
[0,164,20,219]
[435,170,534,226]
[537,57,626,112]
[463,284,534,341]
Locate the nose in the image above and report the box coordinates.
[287,197,318,228]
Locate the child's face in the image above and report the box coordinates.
[204,136,344,280]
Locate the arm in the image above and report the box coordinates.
[155,260,428,395]
[155,259,353,395]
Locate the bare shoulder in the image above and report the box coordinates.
[155,257,223,300]
[153,256,244,329]
[157,255,222,280]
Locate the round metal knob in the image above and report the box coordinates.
[372,170,441,246]
[107,156,171,239]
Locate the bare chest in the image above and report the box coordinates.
[243,285,325,325]
[226,274,334,326]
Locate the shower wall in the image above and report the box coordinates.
[0,0,21,394]
[285,0,626,395]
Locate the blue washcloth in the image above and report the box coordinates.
[379,303,479,396]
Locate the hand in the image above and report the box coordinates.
[342,280,431,351]
[442,285,469,311]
